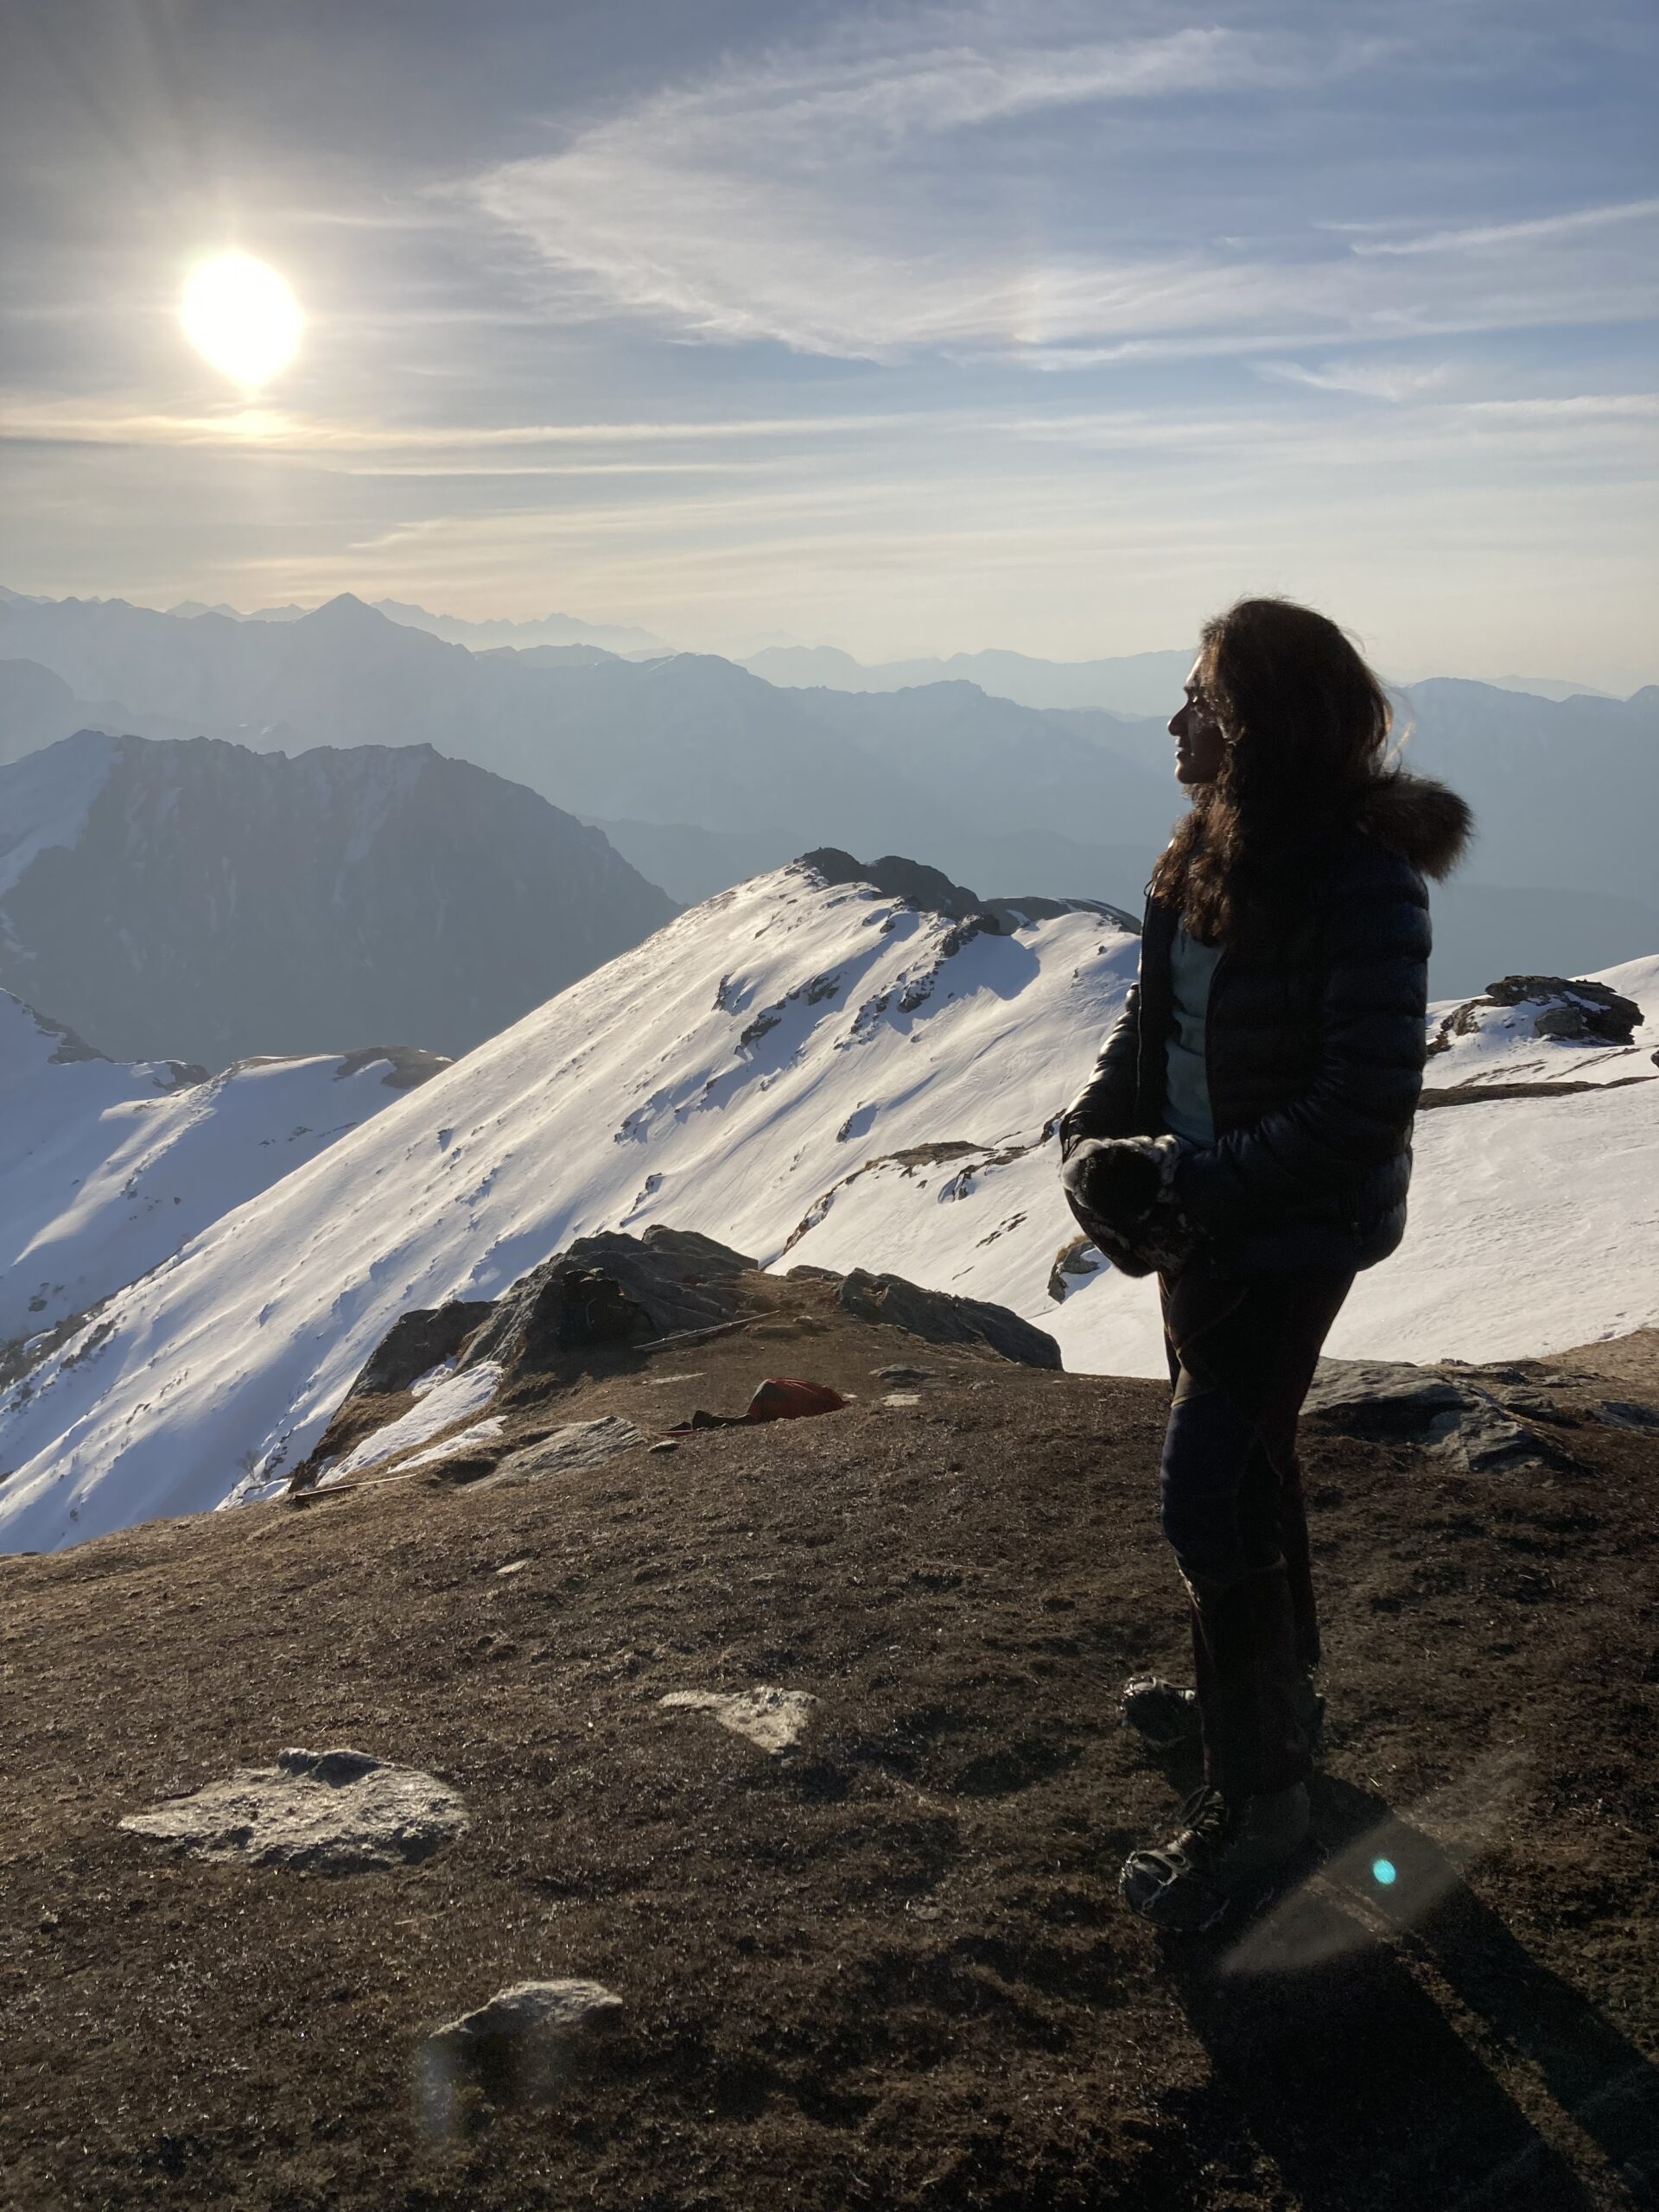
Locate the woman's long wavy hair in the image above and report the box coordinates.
[1151,596,1394,943]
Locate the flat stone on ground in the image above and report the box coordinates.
[1304,1357,1559,1473]
[482,1415,645,1487]
[1303,1360,1467,1436]
[119,1747,468,1874]
[660,1686,817,1753]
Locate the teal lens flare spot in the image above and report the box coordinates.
[1371,1857,1397,1886]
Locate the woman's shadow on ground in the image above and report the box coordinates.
[1149,1769,1659,2209]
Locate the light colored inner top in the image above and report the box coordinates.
[1165,925,1220,1144]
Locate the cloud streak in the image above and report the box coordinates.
[464,6,1658,364]
[1351,195,1659,257]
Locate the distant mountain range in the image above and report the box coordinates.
[2,588,1655,995]
[160,592,667,657]
[742,642,1198,716]
[0,731,675,1065]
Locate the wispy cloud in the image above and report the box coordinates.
[1255,358,1452,401]
[465,9,1341,359]
[0,399,938,453]
[1351,195,1659,257]
[462,8,1656,365]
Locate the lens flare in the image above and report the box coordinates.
[1371,1857,1398,1886]
[181,253,303,391]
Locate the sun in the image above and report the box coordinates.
[181,252,303,391]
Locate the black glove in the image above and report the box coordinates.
[1061,1135,1192,1278]
[1069,1141,1162,1225]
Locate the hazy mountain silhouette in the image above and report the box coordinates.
[0,731,674,1064]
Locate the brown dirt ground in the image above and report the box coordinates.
[3,1287,1657,2212]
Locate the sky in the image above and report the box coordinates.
[1,0,1656,683]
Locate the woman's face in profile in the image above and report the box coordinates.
[1168,659,1228,787]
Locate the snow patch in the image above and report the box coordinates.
[331,1362,504,1478]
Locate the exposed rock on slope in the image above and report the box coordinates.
[1431,971,1640,1050]
[801,845,1140,938]
[281,1228,1060,1497]
[120,1748,469,1875]
[0,730,675,1063]
[1421,963,1656,1101]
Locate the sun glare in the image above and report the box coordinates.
[181,253,303,391]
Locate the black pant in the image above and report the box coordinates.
[1158,1265,1354,1799]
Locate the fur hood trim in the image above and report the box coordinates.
[1357,772,1472,880]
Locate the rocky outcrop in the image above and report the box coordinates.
[340,1300,495,1402]
[289,1227,1065,1496]
[1047,1232,1106,1303]
[836,1268,1062,1369]
[796,850,1141,943]
[456,1227,756,1382]
[798,848,1003,929]
[482,1416,647,1488]
[1429,974,1642,1056]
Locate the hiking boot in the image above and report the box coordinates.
[1119,1783,1311,1932]
[1120,1673,1325,1754]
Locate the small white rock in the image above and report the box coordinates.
[659,1686,817,1753]
[418,1978,623,2133]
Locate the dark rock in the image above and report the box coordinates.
[1592,1399,1659,1432]
[798,849,1004,937]
[346,1300,495,1402]
[1429,974,1643,1056]
[1303,1362,1468,1440]
[459,1228,753,1382]
[836,1270,1062,1369]
[1047,1233,1105,1303]
[331,1045,453,1090]
[1305,1357,1565,1475]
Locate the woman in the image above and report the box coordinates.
[1058,596,1471,1933]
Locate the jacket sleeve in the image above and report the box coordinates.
[1173,857,1430,1234]
[1058,983,1143,1157]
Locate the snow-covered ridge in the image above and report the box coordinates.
[0,988,448,1350]
[0,867,1137,1548]
[1,861,1655,1554]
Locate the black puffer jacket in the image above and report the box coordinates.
[1059,773,1472,1275]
